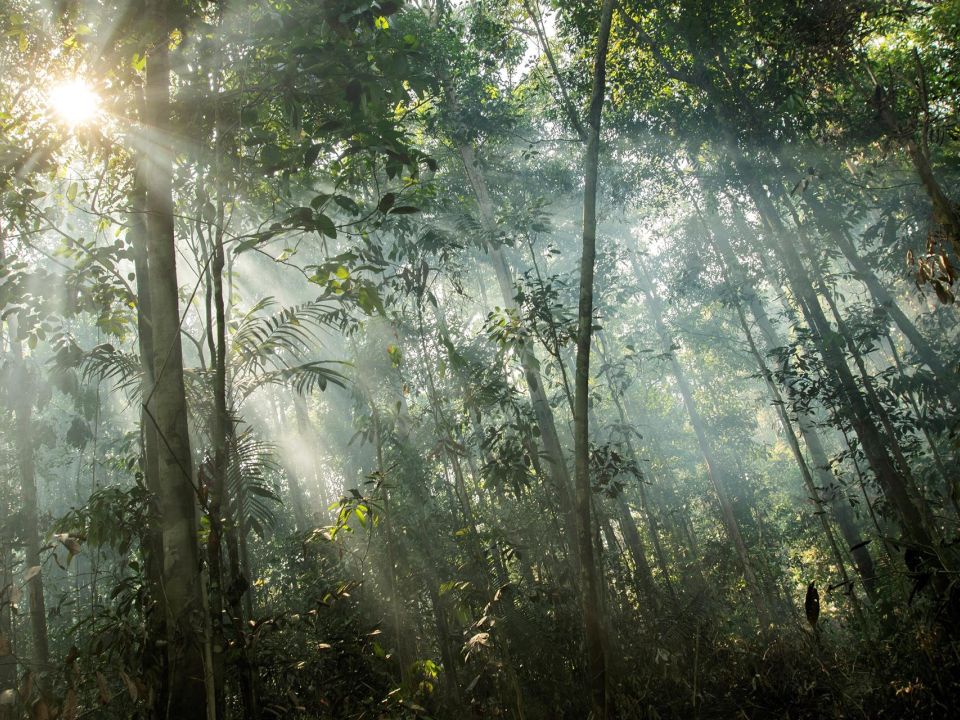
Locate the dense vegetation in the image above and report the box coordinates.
[2,0,960,717]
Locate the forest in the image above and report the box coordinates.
[1,0,960,718]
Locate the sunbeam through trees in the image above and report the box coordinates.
[2,1,960,718]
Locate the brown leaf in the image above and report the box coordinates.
[119,670,138,701]
[96,671,110,705]
[0,633,10,657]
[31,698,49,720]
[23,566,41,583]
[19,671,33,700]
[62,538,81,556]
[62,688,78,720]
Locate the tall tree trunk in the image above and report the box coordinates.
[874,99,960,246]
[708,210,880,601]
[596,337,677,604]
[801,194,957,402]
[367,394,411,689]
[633,258,772,626]
[0,541,14,720]
[742,180,955,590]
[782,192,945,547]
[142,9,207,714]
[0,297,22,713]
[731,285,865,622]
[289,395,317,533]
[8,323,49,680]
[573,3,616,714]
[456,141,579,577]
[130,162,171,711]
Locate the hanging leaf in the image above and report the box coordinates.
[119,670,138,701]
[303,144,322,167]
[315,213,337,239]
[62,688,78,720]
[804,582,820,627]
[96,671,110,705]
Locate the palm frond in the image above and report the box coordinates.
[231,297,342,374]
[226,428,282,538]
[80,343,142,396]
[234,360,350,403]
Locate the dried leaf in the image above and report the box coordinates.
[62,688,78,720]
[119,670,138,701]
[31,698,49,720]
[20,671,33,700]
[62,537,81,557]
[96,671,110,705]
[23,566,41,583]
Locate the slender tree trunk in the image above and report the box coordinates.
[743,181,954,590]
[802,195,957,402]
[426,582,462,707]
[875,102,960,246]
[0,541,14,720]
[731,287,865,623]
[368,398,411,689]
[783,193,947,550]
[633,258,772,626]
[8,325,49,680]
[289,395,316,533]
[707,211,880,601]
[142,10,207,714]
[455,141,579,576]
[593,333,676,603]
[573,3,616,713]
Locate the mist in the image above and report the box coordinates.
[1,1,960,718]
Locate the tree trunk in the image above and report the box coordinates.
[8,323,49,680]
[142,10,207,714]
[633,258,772,626]
[802,194,957,403]
[455,141,579,577]
[0,541,14,720]
[289,395,317,533]
[743,180,952,587]
[130,161,171,712]
[731,284,865,623]
[708,211,880,601]
[875,101,960,246]
[573,2,616,713]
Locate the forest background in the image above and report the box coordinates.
[1,0,960,718]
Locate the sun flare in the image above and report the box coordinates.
[48,79,100,128]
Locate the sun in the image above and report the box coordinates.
[48,79,101,128]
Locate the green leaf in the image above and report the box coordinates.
[315,213,337,239]
[333,195,360,215]
[304,144,322,167]
[377,192,396,213]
